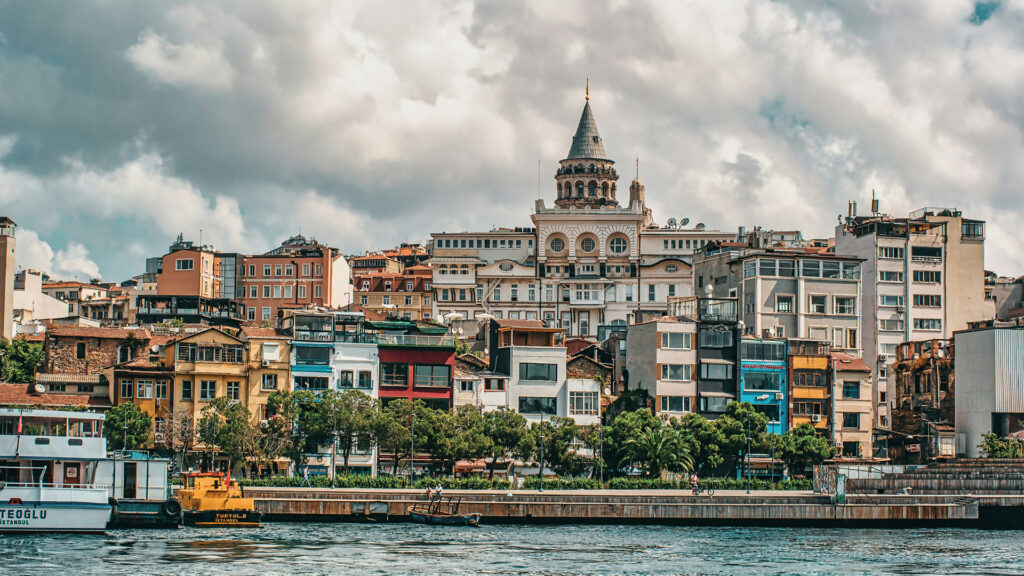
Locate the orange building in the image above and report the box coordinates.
[354,266,433,321]
[137,235,242,326]
[238,235,351,322]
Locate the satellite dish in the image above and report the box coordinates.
[667,218,678,229]
[34,384,46,394]
[457,327,464,335]
[680,218,690,227]
[704,284,714,296]
[436,314,445,324]
[695,223,705,230]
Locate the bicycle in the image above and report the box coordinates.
[691,483,714,497]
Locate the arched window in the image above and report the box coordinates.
[602,183,609,197]
[576,182,584,197]
[609,236,628,255]
[588,181,597,196]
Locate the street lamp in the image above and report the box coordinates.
[745,416,751,495]
[538,415,546,493]
[331,402,337,489]
[598,426,604,486]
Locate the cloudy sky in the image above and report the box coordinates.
[0,0,1020,282]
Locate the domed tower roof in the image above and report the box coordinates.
[566,101,610,161]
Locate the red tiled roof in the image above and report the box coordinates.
[831,351,871,372]
[338,303,387,321]
[16,334,45,343]
[565,338,598,357]
[147,334,180,348]
[0,383,110,408]
[48,326,151,340]
[493,318,550,329]
[240,326,288,339]
[43,281,105,290]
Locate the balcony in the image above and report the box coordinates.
[569,292,605,307]
[294,330,334,343]
[336,332,378,344]
[0,434,107,460]
[377,334,455,348]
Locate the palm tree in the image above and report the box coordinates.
[621,425,694,478]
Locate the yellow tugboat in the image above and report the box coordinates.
[176,472,262,527]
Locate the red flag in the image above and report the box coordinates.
[17,412,22,434]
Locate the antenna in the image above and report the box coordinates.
[537,159,541,199]
[586,78,589,101]
[635,157,639,180]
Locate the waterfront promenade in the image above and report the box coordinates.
[243,487,1024,527]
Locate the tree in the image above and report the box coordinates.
[121,331,147,360]
[165,406,196,471]
[482,407,529,478]
[978,433,1024,459]
[333,390,379,472]
[528,417,583,477]
[373,398,415,475]
[604,409,660,476]
[621,423,694,478]
[714,402,769,475]
[0,338,44,383]
[779,424,834,476]
[266,389,320,470]
[198,397,253,473]
[576,424,606,479]
[671,413,726,474]
[104,402,153,451]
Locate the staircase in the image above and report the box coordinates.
[852,459,1024,495]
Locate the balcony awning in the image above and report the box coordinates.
[699,358,734,365]
[698,391,735,398]
[291,342,334,348]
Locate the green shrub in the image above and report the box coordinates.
[522,477,601,490]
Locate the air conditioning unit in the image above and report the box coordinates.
[262,359,270,367]
[154,432,166,443]
[774,393,783,400]
[896,306,905,313]
[811,414,821,422]
[878,354,887,362]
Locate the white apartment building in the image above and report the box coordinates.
[430,95,731,339]
[835,206,986,429]
[625,318,698,418]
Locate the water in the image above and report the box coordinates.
[2,524,1024,575]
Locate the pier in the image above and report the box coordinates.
[244,487,1024,527]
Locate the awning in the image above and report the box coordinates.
[700,358,735,365]
[699,391,735,398]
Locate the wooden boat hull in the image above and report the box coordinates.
[409,510,481,527]
[182,509,262,528]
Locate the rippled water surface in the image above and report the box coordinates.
[3,523,1024,575]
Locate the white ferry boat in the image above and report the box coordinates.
[0,408,112,533]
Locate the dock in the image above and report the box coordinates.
[243,488,1024,527]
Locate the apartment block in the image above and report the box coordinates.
[354,266,432,321]
[835,206,986,430]
[626,317,697,418]
[831,351,875,460]
[667,296,741,419]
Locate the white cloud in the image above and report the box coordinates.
[125,28,235,92]
[16,229,102,280]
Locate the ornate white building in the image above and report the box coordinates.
[431,93,733,339]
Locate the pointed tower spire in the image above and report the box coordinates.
[566,96,609,160]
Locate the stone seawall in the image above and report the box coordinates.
[241,488,1024,527]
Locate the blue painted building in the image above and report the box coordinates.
[739,337,789,435]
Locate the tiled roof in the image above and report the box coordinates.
[566,101,609,160]
[48,326,151,340]
[338,303,387,321]
[43,281,105,290]
[240,325,288,339]
[35,373,102,384]
[16,334,45,343]
[565,338,599,357]
[0,383,110,408]
[493,318,549,329]
[147,334,180,348]
[831,351,871,372]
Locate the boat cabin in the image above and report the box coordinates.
[0,408,106,487]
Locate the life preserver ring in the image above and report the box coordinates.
[163,499,182,517]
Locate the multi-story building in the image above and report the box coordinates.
[831,351,875,460]
[890,338,954,462]
[429,94,732,338]
[349,252,403,276]
[626,317,697,419]
[136,235,243,326]
[42,281,107,318]
[835,205,986,430]
[787,339,831,436]
[372,319,456,410]
[167,327,250,432]
[108,355,175,445]
[986,274,1023,321]
[78,287,131,325]
[0,217,15,340]
[12,270,70,329]
[694,243,863,352]
[240,234,351,322]
[385,243,430,269]
[668,296,741,420]
[239,325,291,422]
[283,311,336,393]
[354,266,433,321]
[487,318,600,425]
[955,320,1024,458]
[738,337,789,435]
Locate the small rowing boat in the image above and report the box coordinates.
[408,496,481,527]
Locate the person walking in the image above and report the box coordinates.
[301,465,311,487]
[690,472,699,493]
